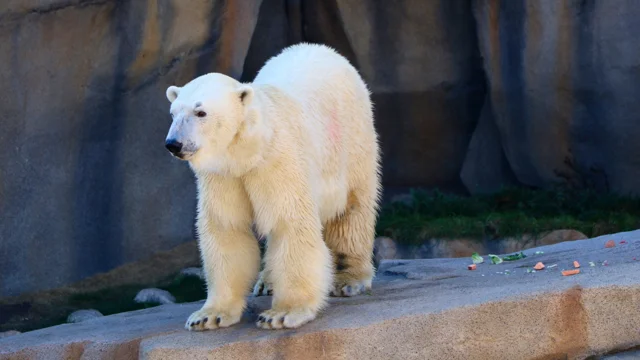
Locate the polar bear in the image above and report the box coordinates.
[164,43,381,330]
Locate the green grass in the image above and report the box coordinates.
[376,187,640,245]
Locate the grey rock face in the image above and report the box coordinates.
[0,0,260,297]
[471,0,640,194]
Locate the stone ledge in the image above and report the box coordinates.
[2,231,640,360]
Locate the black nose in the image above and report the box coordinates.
[165,139,183,155]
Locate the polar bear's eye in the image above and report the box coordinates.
[195,110,207,118]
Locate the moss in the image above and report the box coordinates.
[377,187,640,245]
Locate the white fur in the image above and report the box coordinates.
[166,43,381,330]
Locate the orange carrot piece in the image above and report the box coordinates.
[573,261,580,268]
[562,269,580,276]
[468,264,477,270]
[533,262,545,270]
[605,240,615,248]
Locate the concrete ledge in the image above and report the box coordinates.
[2,231,640,360]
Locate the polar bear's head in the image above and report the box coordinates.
[164,73,258,173]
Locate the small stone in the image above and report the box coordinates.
[0,330,21,338]
[67,309,103,323]
[180,267,205,280]
[373,237,398,266]
[134,288,176,305]
[539,229,588,246]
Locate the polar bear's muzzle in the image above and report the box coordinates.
[165,139,185,158]
[165,116,198,160]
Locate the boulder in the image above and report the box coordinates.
[373,236,398,266]
[67,309,104,324]
[0,330,20,339]
[180,267,204,280]
[539,229,589,246]
[134,288,176,305]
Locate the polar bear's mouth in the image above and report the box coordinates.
[165,139,196,160]
[171,151,195,161]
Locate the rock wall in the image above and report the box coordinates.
[468,0,640,194]
[0,0,262,297]
[2,0,640,297]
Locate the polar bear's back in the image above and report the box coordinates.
[253,43,379,223]
[253,43,356,87]
[253,42,375,157]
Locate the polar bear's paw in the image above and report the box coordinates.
[256,307,316,329]
[252,271,273,297]
[185,306,242,331]
[330,278,371,297]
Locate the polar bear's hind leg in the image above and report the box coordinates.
[325,188,379,297]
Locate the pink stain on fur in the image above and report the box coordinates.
[328,108,341,143]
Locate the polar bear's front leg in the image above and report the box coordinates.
[255,218,333,329]
[244,155,334,329]
[186,175,260,331]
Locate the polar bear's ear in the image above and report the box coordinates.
[238,84,254,105]
[166,86,181,103]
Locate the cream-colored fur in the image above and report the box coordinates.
[165,43,381,330]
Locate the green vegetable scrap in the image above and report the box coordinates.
[502,252,527,261]
[471,252,484,264]
[535,251,544,255]
[488,254,503,265]
[589,262,596,267]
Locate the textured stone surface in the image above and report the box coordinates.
[1,231,639,360]
[66,309,103,324]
